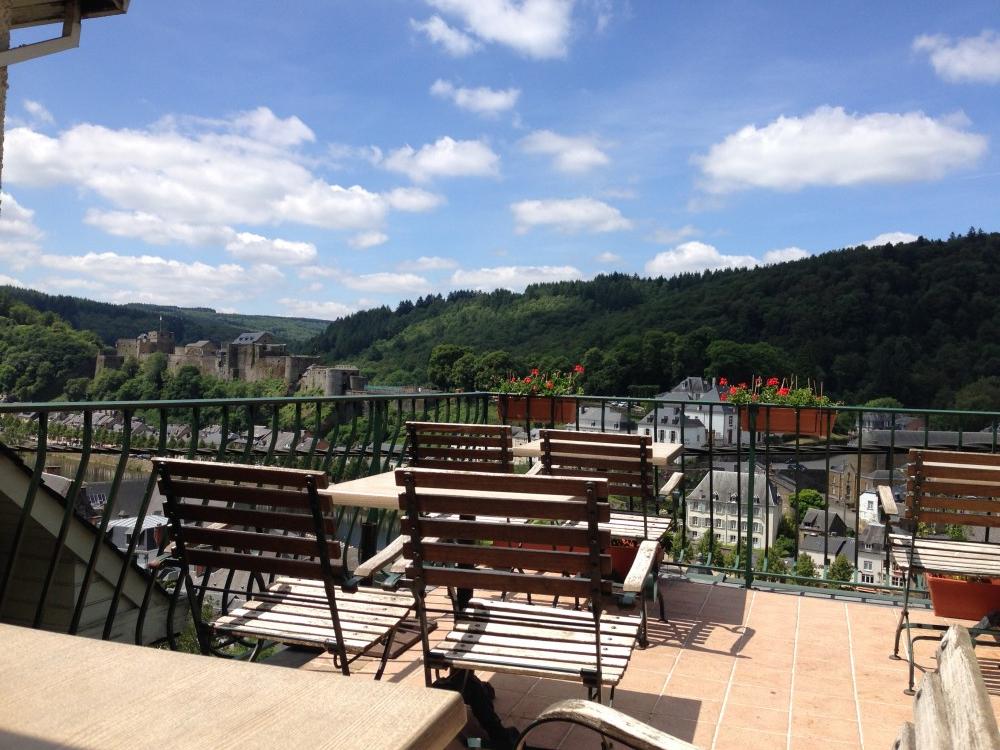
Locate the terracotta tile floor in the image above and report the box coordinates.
[282,579,1000,749]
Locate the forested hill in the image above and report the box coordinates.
[0,287,328,346]
[307,231,1000,407]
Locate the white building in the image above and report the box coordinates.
[639,377,737,447]
[686,469,781,549]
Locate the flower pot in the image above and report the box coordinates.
[739,407,836,437]
[926,574,1000,620]
[496,396,577,425]
[610,544,639,580]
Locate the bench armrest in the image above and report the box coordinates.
[354,535,405,579]
[516,699,698,750]
[524,461,545,476]
[623,540,662,593]
[877,484,898,516]
[658,471,683,496]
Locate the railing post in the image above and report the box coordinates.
[744,405,757,588]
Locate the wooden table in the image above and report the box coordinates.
[513,438,683,466]
[0,623,466,750]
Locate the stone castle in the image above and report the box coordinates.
[95,330,365,395]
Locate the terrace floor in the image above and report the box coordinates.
[272,578,1000,749]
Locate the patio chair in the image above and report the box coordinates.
[406,421,513,472]
[534,429,675,543]
[155,457,414,678]
[355,422,514,583]
[397,467,660,704]
[878,449,1000,693]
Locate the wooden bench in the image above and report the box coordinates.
[407,421,513,472]
[892,624,1000,750]
[879,449,1000,692]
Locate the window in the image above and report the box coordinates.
[728,520,737,530]
[715,533,722,541]
[740,521,747,531]
[691,517,699,527]
[860,573,874,584]
[753,507,760,517]
[753,522,762,533]
[753,536,760,546]
[728,535,737,543]
[670,431,676,442]
[863,560,872,571]
[866,499,875,511]
[892,574,904,587]
[714,518,722,528]
[659,430,665,441]
[644,428,650,436]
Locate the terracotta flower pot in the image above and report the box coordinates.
[926,574,1000,620]
[739,407,836,437]
[610,543,639,580]
[496,395,577,424]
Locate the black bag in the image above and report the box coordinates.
[432,669,520,749]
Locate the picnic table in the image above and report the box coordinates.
[0,623,465,750]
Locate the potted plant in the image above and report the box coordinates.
[493,365,584,424]
[926,574,1000,620]
[721,376,838,437]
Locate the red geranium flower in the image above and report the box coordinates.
[778,387,790,396]
[545,380,554,389]
[720,393,728,401]
[523,376,532,383]
[767,377,779,387]
[573,364,585,374]
[531,368,540,376]
[718,377,728,386]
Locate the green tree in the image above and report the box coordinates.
[755,546,788,575]
[427,344,470,390]
[451,352,479,391]
[794,554,817,578]
[789,489,826,519]
[827,553,855,582]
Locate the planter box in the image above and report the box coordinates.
[739,407,836,437]
[926,574,1000,620]
[496,396,577,425]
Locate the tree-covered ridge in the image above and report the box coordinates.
[0,295,102,401]
[309,230,999,407]
[0,287,329,347]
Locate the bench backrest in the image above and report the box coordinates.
[538,429,654,509]
[406,421,513,473]
[154,458,341,581]
[396,467,612,601]
[905,449,1000,529]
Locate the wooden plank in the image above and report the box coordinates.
[412,446,508,460]
[247,594,412,622]
[623,541,662,593]
[399,492,609,523]
[165,479,321,509]
[917,478,1000,497]
[659,472,683,496]
[184,548,330,579]
[464,598,640,629]
[405,517,612,548]
[915,511,1000,527]
[917,497,1000,513]
[355,535,405,578]
[409,459,512,473]
[403,541,611,575]
[154,457,328,489]
[407,421,511,436]
[181,526,340,560]
[453,617,637,646]
[270,578,414,607]
[893,722,915,750]
[541,429,647,446]
[932,625,1000,749]
[913,449,1000,467]
[410,566,612,598]
[546,443,652,460]
[919,463,1000,484]
[912,671,950,750]
[172,502,337,535]
[211,616,374,651]
[395,467,609,499]
[877,484,898,515]
[432,640,626,675]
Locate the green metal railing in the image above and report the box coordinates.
[3,390,998,645]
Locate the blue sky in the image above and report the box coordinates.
[2,1,999,320]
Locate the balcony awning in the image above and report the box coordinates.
[12,0,129,29]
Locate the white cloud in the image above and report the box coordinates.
[860,231,919,247]
[650,224,700,244]
[696,106,987,194]
[23,100,54,126]
[401,255,459,270]
[411,15,481,57]
[0,193,43,269]
[225,232,317,264]
[383,186,446,212]
[422,0,574,59]
[279,298,355,321]
[343,272,431,293]
[35,251,273,307]
[762,246,810,263]
[511,197,631,234]
[451,264,583,291]
[231,107,315,146]
[348,231,389,249]
[430,79,521,116]
[914,30,1000,84]
[519,130,609,173]
[381,136,500,182]
[4,109,404,234]
[84,210,231,246]
[596,252,621,263]
[0,274,24,287]
[645,241,758,277]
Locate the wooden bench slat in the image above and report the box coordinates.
[411,566,612,598]
[400,492,610,523]
[173,502,337,535]
[185,548,332,579]
[403,541,612,575]
[182,526,340,560]
[154,457,329,488]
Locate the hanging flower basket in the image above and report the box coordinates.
[739,407,836,437]
[926,574,1000,620]
[496,395,578,424]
